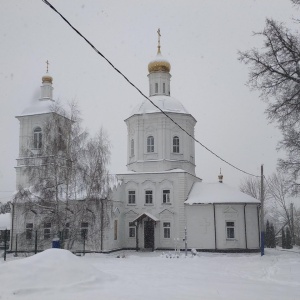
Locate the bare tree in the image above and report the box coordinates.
[0,202,10,214]
[78,128,112,250]
[240,176,263,200]
[240,173,299,245]
[238,19,300,127]
[238,15,300,185]
[264,172,299,245]
[13,102,112,251]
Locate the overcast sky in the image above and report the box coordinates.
[0,0,298,203]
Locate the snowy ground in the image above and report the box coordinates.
[0,248,299,300]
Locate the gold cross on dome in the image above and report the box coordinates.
[46,60,49,73]
[157,28,161,54]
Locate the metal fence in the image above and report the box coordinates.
[0,229,10,261]
[5,228,90,261]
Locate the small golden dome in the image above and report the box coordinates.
[148,29,171,73]
[42,75,53,84]
[148,55,171,73]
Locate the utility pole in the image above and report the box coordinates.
[260,164,265,256]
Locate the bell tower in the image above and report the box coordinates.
[125,31,197,175]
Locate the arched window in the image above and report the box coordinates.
[173,136,179,153]
[131,139,134,156]
[147,136,154,153]
[155,83,158,94]
[33,127,42,149]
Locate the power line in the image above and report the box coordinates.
[41,0,260,178]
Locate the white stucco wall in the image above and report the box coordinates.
[185,203,260,250]
[125,112,196,175]
[117,171,200,250]
[245,204,260,249]
[186,205,215,249]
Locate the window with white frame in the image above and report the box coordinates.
[33,127,42,149]
[26,223,33,240]
[226,221,235,239]
[130,139,134,156]
[163,222,171,238]
[129,222,136,238]
[162,189,170,204]
[173,136,180,153]
[44,222,51,239]
[145,190,153,204]
[128,190,136,205]
[81,222,88,239]
[147,136,154,153]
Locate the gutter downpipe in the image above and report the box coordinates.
[213,204,217,250]
[244,204,248,250]
[257,205,261,247]
[10,202,14,251]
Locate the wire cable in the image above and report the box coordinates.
[41,0,260,178]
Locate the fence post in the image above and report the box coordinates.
[4,229,7,261]
[34,230,38,254]
[14,233,18,257]
[83,231,86,256]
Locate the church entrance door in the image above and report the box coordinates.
[144,221,154,250]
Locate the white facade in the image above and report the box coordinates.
[13,43,261,252]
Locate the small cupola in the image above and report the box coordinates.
[40,60,54,101]
[147,29,171,97]
[218,169,223,183]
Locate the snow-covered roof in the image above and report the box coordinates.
[0,213,11,230]
[185,182,260,205]
[132,212,159,223]
[129,95,190,118]
[17,99,54,117]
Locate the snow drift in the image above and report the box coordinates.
[0,249,109,297]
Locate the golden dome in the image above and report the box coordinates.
[42,74,53,84]
[148,54,171,73]
[148,29,171,73]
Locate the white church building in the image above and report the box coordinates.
[12,36,261,253]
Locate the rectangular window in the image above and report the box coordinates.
[114,220,118,240]
[145,190,153,204]
[129,222,136,238]
[155,83,158,93]
[163,222,171,238]
[226,221,235,239]
[147,136,154,153]
[163,83,165,93]
[173,136,180,153]
[81,222,88,239]
[128,190,136,204]
[26,223,33,240]
[163,190,170,203]
[44,222,51,239]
